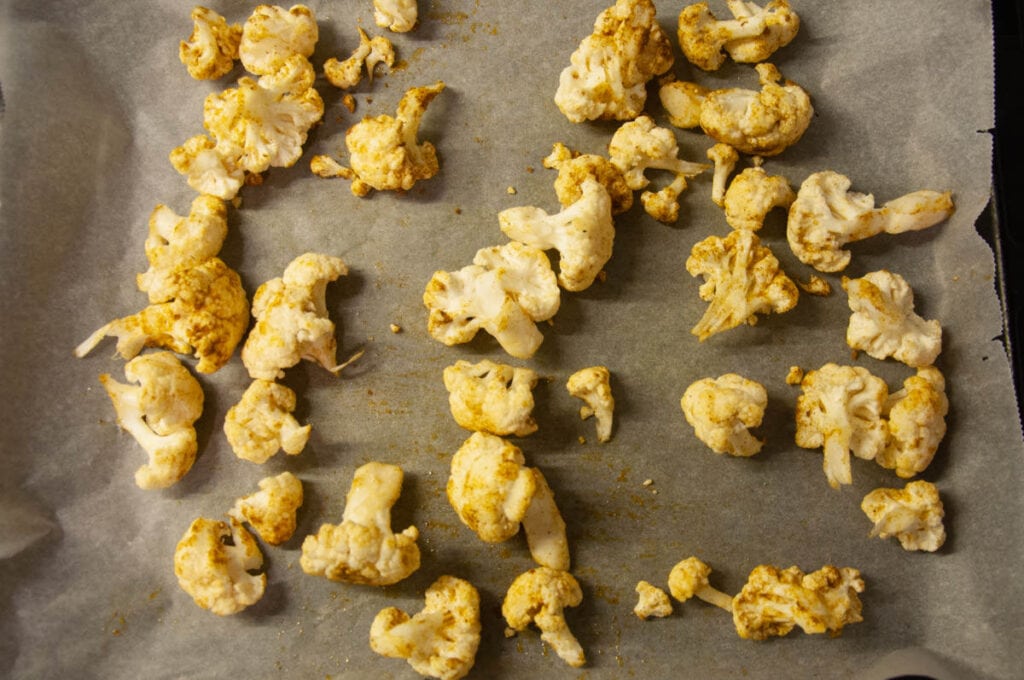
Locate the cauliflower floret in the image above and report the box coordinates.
[842,270,942,367]
[370,575,481,680]
[707,143,739,207]
[543,143,634,215]
[861,480,946,552]
[76,257,250,374]
[732,564,865,640]
[312,81,445,196]
[681,374,767,457]
[230,471,304,545]
[876,367,949,478]
[136,195,229,297]
[795,363,889,489]
[238,4,318,76]
[658,80,710,130]
[499,178,614,292]
[179,7,242,80]
[241,252,350,381]
[634,581,673,619]
[502,567,585,668]
[423,241,561,360]
[723,165,795,231]
[223,379,311,463]
[175,517,265,615]
[554,0,674,123]
[169,134,246,200]
[324,27,395,90]
[566,366,615,443]
[98,352,203,489]
[668,556,734,611]
[374,0,418,33]
[300,461,420,585]
[608,115,710,223]
[685,229,799,341]
[677,0,799,71]
[788,171,956,273]
[442,360,541,437]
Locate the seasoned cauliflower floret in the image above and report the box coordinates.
[685,229,799,341]
[300,462,420,585]
[681,374,766,457]
[543,142,634,215]
[230,471,304,545]
[877,367,949,478]
[324,27,394,90]
[241,252,350,381]
[499,178,614,292]
[668,556,734,611]
[861,480,946,552]
[707,143,739,207]
[423,241,561,360]
[179,7,242,80]
[677,0,799,71]
[732,564,865,640]
[238,3,318,76]
[136,195,229,297]
[169,134,246,200]
[174,517,266,616]
[374,0,418,33]
[788,171,955,273]
[224,379,311,463]
[723,165,795,232]
[554,0,674,123]
[443,360,540,437]
[566,366,615,443]
[608,115,710,223]
[502,567,585,668]
[98,352,203,489]
[370,575,481,680]
[843,270,942,367]
[795,363,889,489]
[634,581,673,620]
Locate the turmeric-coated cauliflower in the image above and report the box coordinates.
[634,581,673,620]
[566,366,615,443]
[423,241,561,359]
[300,461,420,585]
[324,27,394,90]
[179,7,242,80]
[659,80,710,130]
[223,379,311,463]
[442,360,540,437]
[723,165,795,232]
[238,4,318,76]
[685,229,799,341]
[370,575,481,680]
[502,567,585,668]
[707,143,739,207]
[543,143,634,215]
[230,471,304,545]
[861,480,946,552]
[681,374,767,457]
[136,195,229,298]
[668,556,735,611]
[174,517,266,616]
[554,0,673,123]
[787,171,955,273]
[677,0,799,71]
[169,134,246,200]
[374,0,418,33]
[98,351,204,489]
[876,367,949,478]
[521,467,571,571]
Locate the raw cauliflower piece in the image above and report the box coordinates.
[442,360,540,437]
[634,581,673,619]
[179,7,242,80]
[677,0,799,71]
[136,195,229,297]
[543,143,634,215]
[174,517,266,616]
[238,3,318,76]
[324,27,394,90]
[668,556,734,611]
[608,115,710,223]
[98,352,203,489]
[423,241,560,360]
[795,363,889,489]
[370,575,481,680]
[230,471,304,545]
[788,171,955,273]
[499,178,614,292]
[241,252,350,381]
[374,0,418,33]
[312,81,445,196]
[223,379,311,463]
[566,366,615,443]
[554,0,673,123]
[169,134,246,200]
[876,367,949,478]
[707,143,739,207]
[76,257,250,374]
[300,462,420,585]
[732,564,865,640]
[681,374,767,457]
[723,165,795,232]
[842,270,942,367]
[685,229,799,341]
[502,567,585,668]
[861,480,946,552]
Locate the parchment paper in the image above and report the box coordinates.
[2,1,1021,678]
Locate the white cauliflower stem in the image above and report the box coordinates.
[442,360,540,437]
[843,270,942,367]
[98,352,204,489]
[174,517,266,616]
[566,366,615,443]
[230,471,304,545]
[502,567,585,668]
[179,7,242,80]
[861,480,946,552]
[300,462,420,585]
[554,0,674,123]
[677,0,799,71]
[787,171,956,272]
[877,367,949,478]
[374,0,418,33]
[681,374,767,457]
[520,468,571,571]
[634,581,673,619]
[707,143,739,207]
[668,556,735,611]
[370,575,481,680]
[224,379,311,463]
[324,28,395,90]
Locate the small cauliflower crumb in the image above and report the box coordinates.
[798,276,832,297]
[566,366,615,443]
[784,365,804,385]
[634,581,673,620]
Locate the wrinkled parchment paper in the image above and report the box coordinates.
[2,1,1021,678]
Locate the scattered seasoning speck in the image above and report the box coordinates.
[578,436,587,445]
[389,323,402,334]
[642,479,653,487]
[507,186,517,195]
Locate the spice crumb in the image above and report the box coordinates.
[389,323,402,334]
[507,186,517,195]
